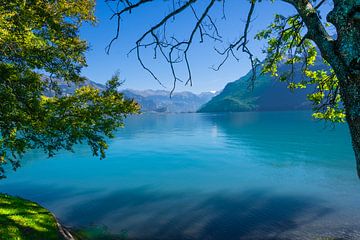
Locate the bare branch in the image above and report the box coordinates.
[105,0,154,54]
[108,0,259,93]
[212,1,259,88]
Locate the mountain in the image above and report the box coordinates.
[121,89,216,113]
[45,78,215,113]
[198,63,319,113]
[43,78,106,97]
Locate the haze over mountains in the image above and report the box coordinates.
[47,78,216,113]
[121,89,216,113]
[50,60,323,113]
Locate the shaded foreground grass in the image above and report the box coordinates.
[0,193,127,240]
[0,193,62,239]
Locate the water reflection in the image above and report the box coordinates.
[200,112,354,169]
[0,112,359,239]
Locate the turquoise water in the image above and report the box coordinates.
[1,112,360,239]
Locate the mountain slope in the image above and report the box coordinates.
[45,78,215,113]
[198,64,315,113]
[122,89,215,113]
[43,78,106,97]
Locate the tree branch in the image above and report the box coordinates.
[283,0,337,66]
[109,0,259,94]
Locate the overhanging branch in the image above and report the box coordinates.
[108,0,259,94]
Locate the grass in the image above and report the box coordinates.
[0,193,62,240]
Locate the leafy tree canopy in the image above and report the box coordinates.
[256,9,345,123]
[0,0,140,178]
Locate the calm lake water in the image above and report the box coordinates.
[1,112,360,240]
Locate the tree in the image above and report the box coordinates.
[106,0,360,176]
[0,0,140,178]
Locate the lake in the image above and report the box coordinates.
[1,111,360,240]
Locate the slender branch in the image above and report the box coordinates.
[107,0,260,93]
[105,0,154,53]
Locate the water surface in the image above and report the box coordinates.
[1,112,359,239]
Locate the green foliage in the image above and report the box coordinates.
[255,12,345,123]
[0,193,62,239]
[0,1,140,178]
[0,0,95,82]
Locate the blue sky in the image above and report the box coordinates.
[79,0,328,93]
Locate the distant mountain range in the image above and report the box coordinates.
[198,63,320,113]
[47,78,216,113]
[43,78,106,97]
[121,89,216,113]
[47,60,324,114]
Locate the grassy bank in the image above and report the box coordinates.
[0,193,63,240]
[0,193,127,240]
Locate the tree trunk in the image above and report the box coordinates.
[340,72,360,177]
[347,115,360,177]
[325,1,360,177]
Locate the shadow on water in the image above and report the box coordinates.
[47,187,334,240]
[1,113,358,239]
[2,183,359,239]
